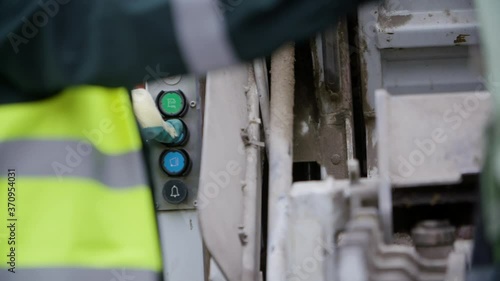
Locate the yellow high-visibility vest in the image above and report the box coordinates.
[0,86,162,281]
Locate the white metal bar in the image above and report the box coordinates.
[241,64,263,281]
[254,58,271,158]
[267,43,296,281]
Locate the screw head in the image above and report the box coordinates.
[331,154,342,165]
[190,101,197,108]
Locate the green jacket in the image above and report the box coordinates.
[0,0,367,104]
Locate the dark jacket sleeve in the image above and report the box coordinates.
[0,0,369,95]
[226,0,368,61]
[0,0,186,94]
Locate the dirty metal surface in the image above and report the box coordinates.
[391,176,478,207]
[339,208,471,281]
[293,43,320,163]
[357,0,482,177]
[376,89,491,188]
[297,19,354,179]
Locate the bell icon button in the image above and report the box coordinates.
[163,180,188,204]
[170,185,181,198]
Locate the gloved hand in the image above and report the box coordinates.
[152,118,187,144]
[131,88,185,144]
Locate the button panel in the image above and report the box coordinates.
[146,76,201,210]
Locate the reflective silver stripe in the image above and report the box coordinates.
[0,268,160,281]
[170,0,239,74]
[0,140,147,188]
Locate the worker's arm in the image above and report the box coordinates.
[0,0,367,95]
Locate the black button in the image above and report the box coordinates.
[163,180,188,204]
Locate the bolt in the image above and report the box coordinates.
[190,101,197,108]
[331,154,342,165]
[412,220,456,247]
[412,220,456,259]
[193,200,198,207]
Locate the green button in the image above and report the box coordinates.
[158,90,186,117]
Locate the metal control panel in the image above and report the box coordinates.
[146,76,201,211]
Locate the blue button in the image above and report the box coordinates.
[160,149,190,176]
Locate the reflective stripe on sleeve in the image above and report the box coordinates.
[170,0,239,74]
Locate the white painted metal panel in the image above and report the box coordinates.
[157,211,205,281]
[198,65,249,281]
[376,89,492,187]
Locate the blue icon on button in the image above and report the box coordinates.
[161,149,190,176]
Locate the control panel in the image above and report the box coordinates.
[146,76,201,211]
